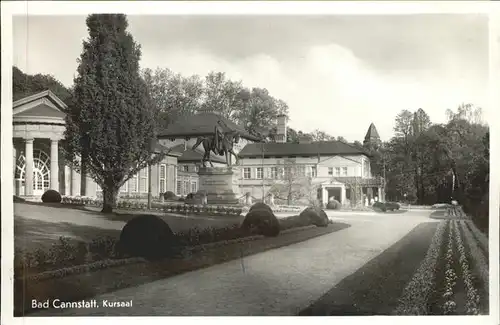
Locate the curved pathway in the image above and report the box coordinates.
[32,209,437,316]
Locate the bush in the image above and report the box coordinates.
[119,215,180,260]
[326,199,341,210]
[299,207,329,227]
[163,191,176,200]
[249,202,273,213]
[41,189,62,203]
[241,207,280,237]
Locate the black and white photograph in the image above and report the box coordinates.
[1,1,499,323]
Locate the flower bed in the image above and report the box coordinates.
[459,221,489,292]
[60,195,243,217]
[452,220,480,315]
[442,220,457,314]
[393,220,447,315]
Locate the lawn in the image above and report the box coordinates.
[14,202,242,252]
[15,222,350,316]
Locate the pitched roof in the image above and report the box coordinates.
[170,144,227,164]
[13,90,68,111]
[158,112,261,141]
[364,123,380,142]
[238,140,368,158]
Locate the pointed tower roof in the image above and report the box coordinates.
[364,123,380,143]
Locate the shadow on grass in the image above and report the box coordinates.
[298,222,438,316]
[15,217,121,252]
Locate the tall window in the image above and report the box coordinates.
[328,167,333,176]
[284,167,292,178]
[311,166,317,178]
[335,167,341,176]
[270,167,278,179]
[159,164,167,194]
[191,181,197,193]
[297,166,305,176]
[243,168,251,179]
[256,167,263,179]
[183,165,189,172]
[364,160,370,178]
[131,174,139,192]
[342,167,348,176]
[184,180,190,195]
[139,168,148,192]
[176,180,182,195]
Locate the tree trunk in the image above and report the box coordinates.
[102,186,118,213]
[80,157,87,196]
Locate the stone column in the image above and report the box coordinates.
[378,187,382,202]
[322,187,328,207]
[64,165,71,195]
[71,166,79,196]
[341,186,346,205]
[25,138,34,196]
[50,140,59,191]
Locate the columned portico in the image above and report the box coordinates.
[13,90,68,199]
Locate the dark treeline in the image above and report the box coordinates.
[365,106,489,232]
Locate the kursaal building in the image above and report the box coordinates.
[12,90,385,207]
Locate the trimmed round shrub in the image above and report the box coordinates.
[241,207,280,237]
[163,191,176,200]
[119,215,179,260]
[300,207,329,227]
[249,202,273,214]
[326,199,341,210]
[41,189,62,203]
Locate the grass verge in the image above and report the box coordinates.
[15,222,349,316]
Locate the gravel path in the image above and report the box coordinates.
[31,209,436,316]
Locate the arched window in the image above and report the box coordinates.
[15,149,51,193]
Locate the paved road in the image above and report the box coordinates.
[32,209,437,316]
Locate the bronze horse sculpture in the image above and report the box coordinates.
[192,120,240,167]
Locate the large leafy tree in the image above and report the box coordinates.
[64,14,166,212]
[142,67,204,127]
[202,71,247,120]
[237,87,289,138]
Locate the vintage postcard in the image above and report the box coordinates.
[1,1,499,324]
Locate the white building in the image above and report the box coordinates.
[237,116,384,206]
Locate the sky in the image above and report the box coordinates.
[13,14,489,142]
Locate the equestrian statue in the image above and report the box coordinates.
[192,120,240,167]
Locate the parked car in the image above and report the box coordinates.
[372,201,400,212]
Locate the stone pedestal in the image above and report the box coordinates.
[198,167,240,205]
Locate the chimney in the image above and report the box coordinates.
[276,114,287,143]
